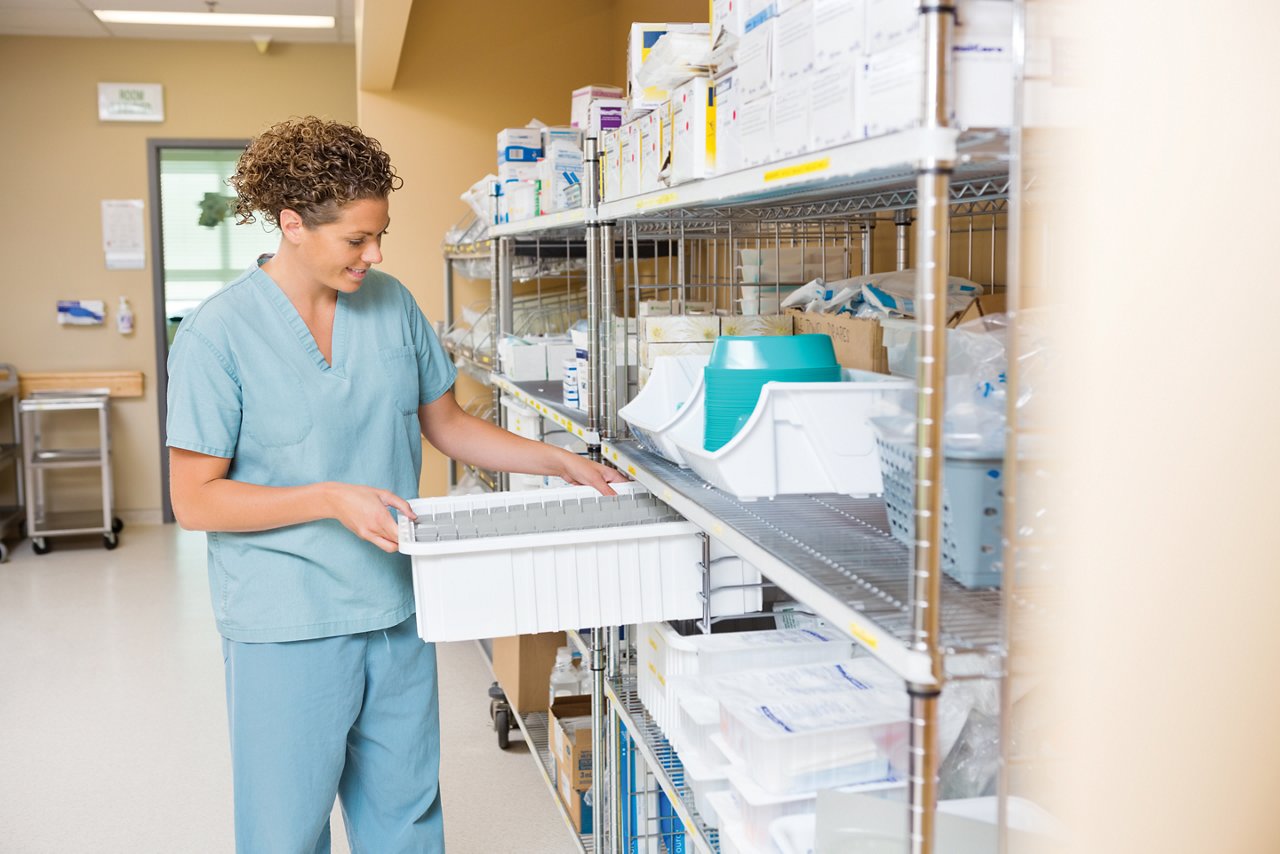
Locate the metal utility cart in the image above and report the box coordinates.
[0,364,25,562]
[20,389,124,554]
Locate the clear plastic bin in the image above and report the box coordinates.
[399,483,702,642]
[636,622,854,737]
[680,743,731,830]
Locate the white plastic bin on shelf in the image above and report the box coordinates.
[636,622,853,737]
[619,354,710,465]
[876,437,1005,588]
[681,744,731,830]
[499,394,543,440]
[716,673,910,795]
[673,370,913,500]
[400,483,702,642]
[705,790,750,854]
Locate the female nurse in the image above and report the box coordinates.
[165,116,625,853]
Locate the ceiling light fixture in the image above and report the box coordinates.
[93,10,335,29]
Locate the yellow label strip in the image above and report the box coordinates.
[847,620,880,650]
[763,157,832,183]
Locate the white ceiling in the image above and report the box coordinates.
[0,0,356,43]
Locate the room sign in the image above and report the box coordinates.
[98,82,165,122]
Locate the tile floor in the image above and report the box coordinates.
[0,523,578,853]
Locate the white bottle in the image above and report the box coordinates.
[549,647,579,706]
[116,296,134,335]
[573,650,593,694]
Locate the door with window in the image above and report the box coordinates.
[149,141,280,522]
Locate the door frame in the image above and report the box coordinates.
[146,138,250,524]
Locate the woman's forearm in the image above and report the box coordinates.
[426,409,573,476]
[173,478,337,533]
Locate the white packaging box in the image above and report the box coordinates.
[660,101,673,183]
[587,97,628,136]
[865,0,921,54]
[719,314,793,337]
[639,110,663,192]
[773,1,815,85]
[671,77,716,184]
[739,96,773,168]
[628,23,711,110]
[601,128,622,200]
[644,341,717,367]
[863,42,924,138]
[735,17,774,101]
[542,125,584,151]
[498,160,539,183]
[497,127,542,163]
[497,337,549,381]
[644,314,721,343]
[712,0,745,44]
[541,143,585,213]
[714,71,743,174]
[570,84,624,129]
[771,78,811,160]
[402,483,703,642]
[621,118,642,197]
[506,180,539,221]
[953,0,1014,128]
[500,395,544,440]
[813,0,866,68]
[742,0,779,28]
[810,59,864,150]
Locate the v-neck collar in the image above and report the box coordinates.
[254,266,348,376]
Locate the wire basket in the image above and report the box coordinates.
[875,438,1004,589]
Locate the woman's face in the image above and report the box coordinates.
[290,197,390,293]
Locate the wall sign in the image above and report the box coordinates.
[98,82,164,122]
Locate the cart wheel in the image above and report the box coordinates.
[32,538,51,555]
[0,542,8,563]
[111,517,124,534]
[495,709,511,750]
[103,532,119,550]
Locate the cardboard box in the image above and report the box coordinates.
[950,292,1007,327]
[558,779,593,835]
[671,77,716,184]
[813,0,866,68]
[713,70,743,174]
[789,310,888,373]
[739,95,773,168]
[773,1,815,84]
[735,17,774,101]
[771,77,811,160]
[810,59,864,150]
[491,633,563,715]
[571,84,624,130]
[497,127,542,163]
[550,696,594,792]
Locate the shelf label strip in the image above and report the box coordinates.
[763,156,832,183]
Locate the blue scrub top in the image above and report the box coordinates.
[166,263,457,643]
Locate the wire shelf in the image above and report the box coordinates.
[513,711,595,854]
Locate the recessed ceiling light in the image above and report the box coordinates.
[93,10,335,29]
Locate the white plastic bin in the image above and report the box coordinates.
[636,622,853,737]
[619,354,711,464]
[673,370,914,500]
[705,790,750,854]
[681,744,731,830]
[400,483,703,642]
[500,394,543,440]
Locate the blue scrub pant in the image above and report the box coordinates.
[221,616,444,854]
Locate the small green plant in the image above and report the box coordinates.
[197,192,236,228]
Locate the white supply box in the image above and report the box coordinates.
[810,59,865,150]
[735,17,775,101]
[771,77,812,160]
[713,70,743,174]
[621,118,643,197]
[639,109,663,192]
[587,97,628,136]
[712,0,745,44]
[865,0,921,53]
[601,128,622,200]
[571,84,624,129]
[500,394,543,440]
[739,95,773,168]
[813,0,866,68]
[628,23,710,110]
[497,127,542,163]
[773,1,816,84]
[498,160,539,183]
[671,77,716,184]
[401,483,703,642]
[718,314,793,337]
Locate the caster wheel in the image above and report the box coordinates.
[494,708,511,750]
[111,517,124,534]
[104,533,119,550]
[32,538,51,555]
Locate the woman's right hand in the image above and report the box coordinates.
[322,482,416,553]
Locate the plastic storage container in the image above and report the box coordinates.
[400,483,702,642]
[618,354,710,464]
[636,622,853,737]
[680,743,731,830]
[875,437,1005,588]
[676,369,913,500]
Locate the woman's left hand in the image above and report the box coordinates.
[556,451,629,496]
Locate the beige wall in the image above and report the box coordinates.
[359,0,707,497]
[0,36,356,521]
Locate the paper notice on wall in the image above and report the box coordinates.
[102,199,146,270]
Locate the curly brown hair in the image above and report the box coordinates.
[229,116,403,228]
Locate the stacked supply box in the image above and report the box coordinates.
[733,10,774,167]
[671,77,716,184]
[550,695,594,833]
[811,0,867,150]
[640,313,719,369]
[601,128,622,200]
[538,127,585,214]
[570,84,624,130]
[497,127,543,223]
[628,23,711,112]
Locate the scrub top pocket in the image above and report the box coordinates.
[240,365,314,447]
[379,344,421,415]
